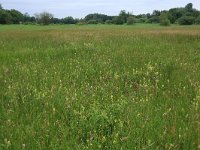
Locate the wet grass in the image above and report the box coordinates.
[0,24,200,149]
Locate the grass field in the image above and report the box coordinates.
[0,24,200,149]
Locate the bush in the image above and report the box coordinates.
[87,20,98,24]
[112,16,124,25]
[127,16,136,25]
[149,16,160,23]
[0,9,13,24]
[159,13,171,26]
[138,18,147,23]
[105,20,112,24]
[195,16,200,24]
[76,21,87,25]
[145,19,152,23]
[178,16,195,25]
[23,22,36,25]
[160,18,170,26]
[35,11,53,25]
[63,16,76,24]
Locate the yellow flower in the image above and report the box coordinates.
[114,73,120,80]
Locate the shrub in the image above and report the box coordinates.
[138,18,147,23]
[112,16,124,25]
[127,16,136,25]
[76,21,87,25]
[195,16,200,24]
[160,18,170,26]
[105,20,112,24]
[145,19,152,23]
[23,22,37,25]
[159,13,171,26]
[34,11,53,25]
[87,20,98,24]
[0,9,13,24]
[178,16,195,25]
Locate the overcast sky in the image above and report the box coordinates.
[1,0,200,18]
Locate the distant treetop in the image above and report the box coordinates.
[0,3,199,25]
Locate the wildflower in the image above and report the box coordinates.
[102,136,106,142]
[4,138,11,146]
[114,73,120,80]
[163,108,171,116]
[147,64,154,71]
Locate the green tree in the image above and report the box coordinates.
[159,13,170,26]
[149,10,161,23]
[178,15,195,25]
[53,18,62,24]
[23,13,36,23]
[119,10,128,23]
[84,13,112,23]
[9,9,23,24]
[127,16,136,25]
[0,9,12,24]
[169,8,186,23]
[63,16,76,24]
[112,16,124,25]
[35,12,53,25]
[195,16,200,24]
[87,20,98,24]
[185,3,193,12]
[0,4,3,9]
[112,10,131,25]
[105,20,112,24]
[136,14,147,23]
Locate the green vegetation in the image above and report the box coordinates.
[0,25,200,149]
[159,13,171,26]
[126,16,136,25]
[34,12,53,25]
[0,3,200,25]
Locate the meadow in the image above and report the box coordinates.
[0,24,200,149]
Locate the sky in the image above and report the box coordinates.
[1,0,200,18]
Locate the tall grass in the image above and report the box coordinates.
[0,25,200,149]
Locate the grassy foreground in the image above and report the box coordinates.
[0,24,200,149]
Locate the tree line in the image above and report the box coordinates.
[0,3,200,26]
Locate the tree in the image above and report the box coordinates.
[178,15,195,25]
[159,13,170,26]
[152,10,161,16]
[35,11,53,25]
[136,14,147,23]
[112,10,131,25]
[63,16,76,24]
[149,10,161,23]
[9,9,23,24]
[105,20,112,24]
[127,16,136,25]
[84,13,112,23]
[53,18,62,24]
[112,16,124,25]
[87,20,98,24]
[0,9,12,24]
[195,16,200,24]
[185,3,193,12]
[23,13,36,23]
[119,10,132,23]
[0,4,3,9]
[168,8,186,23]
[119,10,128,23]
